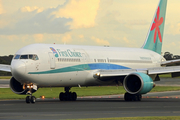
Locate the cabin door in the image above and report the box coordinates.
[48,52,56,69]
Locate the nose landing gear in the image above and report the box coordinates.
[59,87,77,101]
[24,84,37,104]
[26,95,36,103]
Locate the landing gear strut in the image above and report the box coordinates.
[59,87,77,101]
[124,92,142,101]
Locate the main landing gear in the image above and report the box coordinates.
[124,92,142,101]
[59,87,77,101]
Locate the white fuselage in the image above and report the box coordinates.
[11,44,164,87]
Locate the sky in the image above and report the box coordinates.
[0,0,180,56]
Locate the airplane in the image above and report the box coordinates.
[0,0,179,103]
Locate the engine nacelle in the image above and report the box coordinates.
[123,72,154,94]
[10,77,37,95]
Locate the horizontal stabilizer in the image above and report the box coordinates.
[161,59,180,66]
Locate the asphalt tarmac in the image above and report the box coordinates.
[0,78,180,119]
[0,79,9,88]
[0,91,180,120]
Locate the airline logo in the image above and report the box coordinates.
[56,49,82,58]
[150,6,163,43]
[50,47,59,58]
[50,47,82,58]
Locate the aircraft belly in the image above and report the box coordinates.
[28,70,114,87]
[29,71,90,87]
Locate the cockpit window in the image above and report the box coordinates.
[14,54,39,60]
[33,55,39,60]
[29,54,39,60]
[29,54,34,59]
[14,55,20,59]
[20,55,28,59]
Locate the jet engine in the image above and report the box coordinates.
[123,72,154,94]
[10,77,37,95]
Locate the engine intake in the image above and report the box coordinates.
[123,72,154,94]
[10,77,37,95]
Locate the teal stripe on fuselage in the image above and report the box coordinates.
[28,63,130,74]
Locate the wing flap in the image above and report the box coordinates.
[0,64,11,72]
[148,66,180,74]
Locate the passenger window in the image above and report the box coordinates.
[20,55,28,59]
[14,55,20,59]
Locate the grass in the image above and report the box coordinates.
[68,116,180,120]
[159,74,180,78]
[159,74,172,78]
[1,86,180,100]
[0,76,11,79]
[151,86,180,92]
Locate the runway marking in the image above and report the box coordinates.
[0,84,9,88]
[173,111,180,113]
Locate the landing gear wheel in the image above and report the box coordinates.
[72,92,77,101]
[59,92,65,101]
[124,93,131,101]
[25,96,36,103]
[59,87,77,101]
[132,95,138,101]
[26,96,31,103]
[137,94,142,101]
[124,93,142,101]
[31,96,36,103]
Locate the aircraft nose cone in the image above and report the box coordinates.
[11,60,26,80]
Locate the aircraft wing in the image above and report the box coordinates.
[0,64,11,72]
[94,66,180,80]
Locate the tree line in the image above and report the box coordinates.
[163,52,180,60]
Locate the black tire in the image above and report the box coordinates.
[137,94,142,101]
[59,92,64,101]
[26,96,30,103]
[66,92,70,101]
[132,95,138,101]
[69,92,72,101]
[124,93,130,101]
[31,96,36,103]
[72,92,77,101]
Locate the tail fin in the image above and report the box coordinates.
[142,0,167,54]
